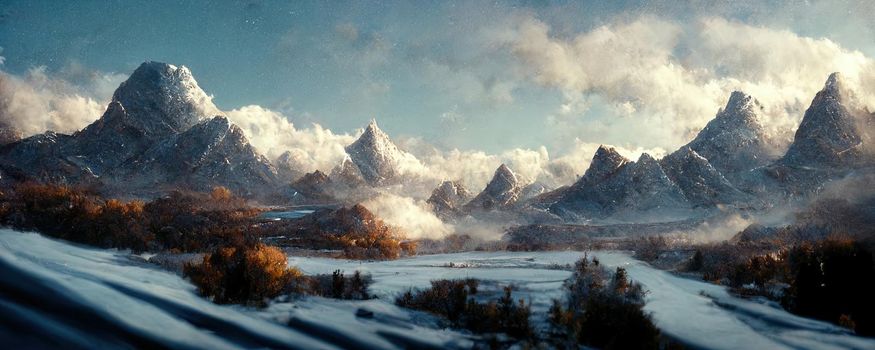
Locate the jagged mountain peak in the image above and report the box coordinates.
[108,61,219,137]
[661,146,747,207]
[723,91,759,114]
[683,90,782,178]
[494,163,517,184]
[636,153,659,165]
[427,180,471,217]
[344,119,418,185]
[782,72,865,167]
[465,164,524,211]
[824,72,845,95]
[576,145,629,187]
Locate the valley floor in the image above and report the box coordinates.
[0,229,872,349]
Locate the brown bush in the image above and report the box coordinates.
[184,243,298,305]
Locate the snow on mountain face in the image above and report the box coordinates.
[577,145,629,187]
[686,91,783,178]
[71,62,220,174]
[0,61,284,197]
[110,116,278,196]
[782,73,868,167]
[551,153,691,220]
[344,120,420,186]
[661,146,748,207]
[107,61,218,137]
[465,164,524,211]
[331,155,368,187]
[427,180,471,217]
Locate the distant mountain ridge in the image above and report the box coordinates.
[547,73,875,222]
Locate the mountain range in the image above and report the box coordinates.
[1,61,872,224]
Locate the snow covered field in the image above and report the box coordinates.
[291,251,875,350]
[0,229,872,349]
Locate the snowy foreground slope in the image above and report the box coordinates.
[0,230,469,350]
[0,229,872,349]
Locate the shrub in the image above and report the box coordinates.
[396,279,532,340]
[184,243,298,305]
[783,239,875,336]
[549,256,660,350]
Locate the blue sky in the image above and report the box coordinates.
[2,0,874,155]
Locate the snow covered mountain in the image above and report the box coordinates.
[684,91,785,180]
[464,164,525,211]
[0,61,279,197]
[344,119,421,186]
[109,116,278,196]
[427,180,471,218]
[660,146,748,207]
[578,145,630,187]
[550,152,691,221]
[781,73,869,167]
[74,62,219,174]
[330,155,368,187]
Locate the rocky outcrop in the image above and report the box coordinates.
[660,146,748,207]
[464,164,524,211]
[427,180,471,218]
[550,153,690,220]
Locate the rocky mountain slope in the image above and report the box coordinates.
[781,73,869,167]
[427,180,471,218]
[464,164,525,212]
[344,120,420,186]
[684,91,785,180]
[109,116,278,196]
[550,153,691,221]
[660,146,748,207]
[0,61,278,197]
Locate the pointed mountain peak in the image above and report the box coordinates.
[366,118,380,131]
[682,90,782,177]
[637,153,658,163]
[359,118,387,141]
[495,163,516,180]
[722,91,761,116]
[714,91,764,127]
[488,164,521,192]
[782,72,865,166]
[824,72,844,94]
[428,180,471,216]
[108,61,218,137]
[594,145,625,160]
[465,164,523,211]
[576,145,629,187]
[345,119,417,185]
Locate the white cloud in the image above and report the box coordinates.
[224,105,356,173]
[496,15,875,150]
[361,192,454,240]
[0,65,125,137]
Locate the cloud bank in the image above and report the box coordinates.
[0,64,125,137]
[494,15,875,149]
